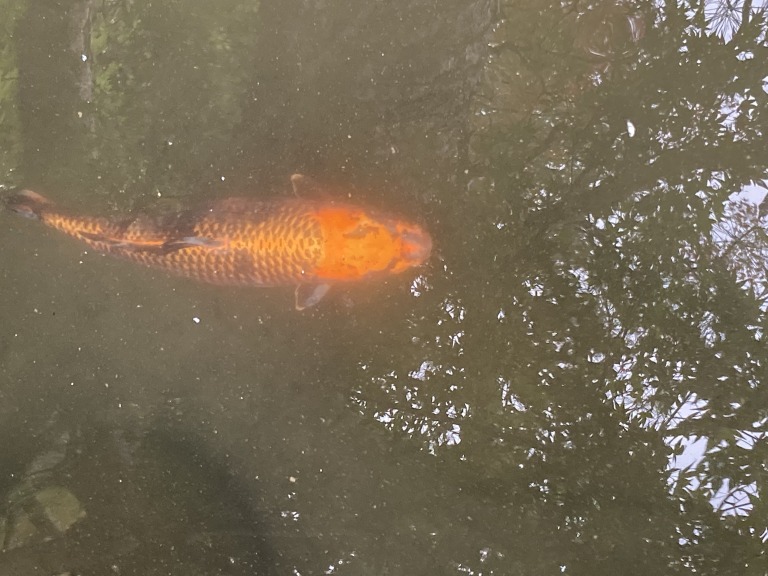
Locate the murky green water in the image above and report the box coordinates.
[1,0,767,574]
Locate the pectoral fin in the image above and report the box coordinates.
[290,173,330,199]
[295,283,331,310]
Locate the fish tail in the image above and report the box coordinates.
[5,189,51,220]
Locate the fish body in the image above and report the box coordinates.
[5,177,432,309]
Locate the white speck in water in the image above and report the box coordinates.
[192,317,200,324]
[626,119,636,137]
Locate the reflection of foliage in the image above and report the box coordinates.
[0,0,26,182]
[353,0,768,572]
[351,290,470,452]
[714,197,768,305]
[89,0,260,206]
[703,0,753,40]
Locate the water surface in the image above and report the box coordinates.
[1,1,767,574]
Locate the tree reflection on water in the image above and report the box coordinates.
[1,0,767,574]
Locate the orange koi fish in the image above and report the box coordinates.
[4,174,432,309]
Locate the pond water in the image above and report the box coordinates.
[1,1,767,574]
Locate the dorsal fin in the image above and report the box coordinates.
[78,231,222,254]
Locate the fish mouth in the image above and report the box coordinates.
[400,226,433,267]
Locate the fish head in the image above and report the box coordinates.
[312,205,432,281]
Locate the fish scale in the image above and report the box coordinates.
[116,202,325,286]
